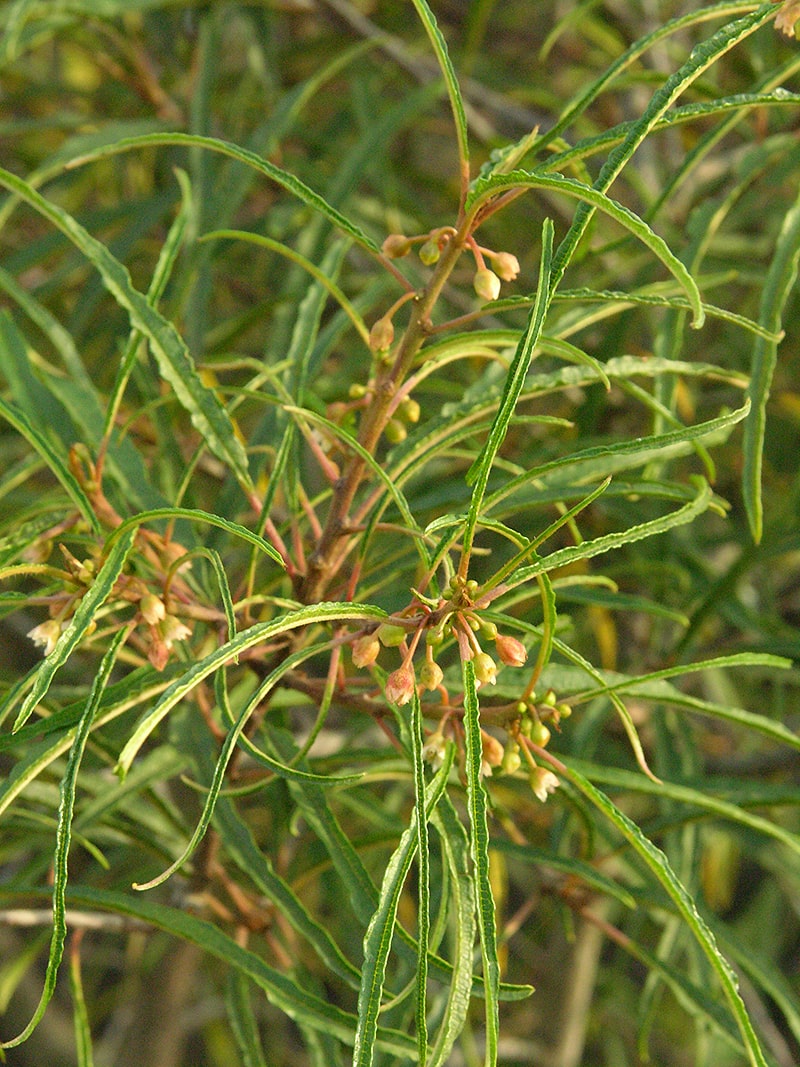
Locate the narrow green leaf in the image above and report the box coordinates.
[509,476,714,589]
[411,688,430,1065]
[0,166,253,491]
[115,602,385,778]
[1,625,129,1051]
[428,795,478,1067]
[106,506,284,569]
[63,132,379,253]
[468,173,704,327]
[554,759,769,1067]
[743,183,800,542]
[0,375,98,533]
[546,5,774,293]
[68,938,94,1067]
[0,885,417,1057]
[352,749,453,1067]
[225,971,269,1067]
[462,659,499,1067]
[408,0,469,176]
[461,220,553,571]
[12,528,137,732]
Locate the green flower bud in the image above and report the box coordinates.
[473,651,497,686]
[377,623,406,647]
[419,238,440,265]
[369,316,394,352]
[473,268,501,302]
[399,397,420,423]
[384,418,407,444]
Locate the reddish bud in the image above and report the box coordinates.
[385,666,415,706]
[382,233,412,258]
[494,633,528,667]
[369,316,394,352]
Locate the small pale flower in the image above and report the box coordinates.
[385,666,415,706]
[27,619,62,656]
[473,651,497,686]
[775,0,800,36]
[160,614,192,646]
[473,268,501,302]
[422,731,448,771]
[494,633,528,667]
[352,634,381,668]
[492,251,520,282]
[529,766,559,803]
[140,593,167,626]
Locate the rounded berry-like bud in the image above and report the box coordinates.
[349,383,367,399]
[400,397,420,423]
[369,316,394,352]
[529,766,559,803]
[140,593,167,626]
[529,720,551,748]
[501,741,522,775]
[384,418,407,444]
[351,633,381,668]
[419,658,444,691]
[473,268,501,302]
[385,666,415,706]
[382,233,412,258]
[377,623,406,647]
[494,633,528,667]
[492,251,520,282]
[419,238,441,266]
[473,651,497,686]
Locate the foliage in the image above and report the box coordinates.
[1,2,800,1065]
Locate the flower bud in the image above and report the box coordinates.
[140,593,167,625]
[399,397,420,423]
[529,720,551,748]
[529,766,559,803]
[492,251,520,282]
[384,418,407,444]
[377,623,406,647]
[473,268,501,302]
[419,238,441,266]
[382,233,412,258]
[369,316,394,352]
[419,658,444,691]
[385,666,415,706]
[349,383,367,399]
[351,633,380,668]
[494,633,528,667]
[473,651,497,686]
[481,731,504,768]
[501,741,522,775]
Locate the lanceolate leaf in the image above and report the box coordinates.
[1,626,129,1052]
[0,166,253,492]
[552,759,769,1067]
[462,659,500,1067]
[743,182,800,542]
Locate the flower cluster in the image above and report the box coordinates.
[346,574,562,803]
